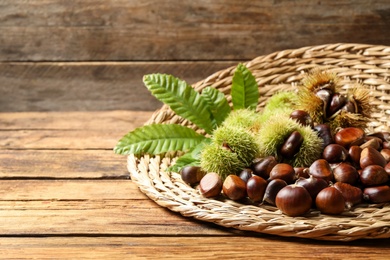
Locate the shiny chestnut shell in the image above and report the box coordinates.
[275,184,312,217]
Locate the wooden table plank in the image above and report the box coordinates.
[0,150,129,179]
[0,180,230,236]
[0,237,389,259]
[0,111,154,150]
[0,62,238,112]
[0,111,154,130]
[0,200,230,236]
[1,0,389,61]
[0,180,145,200]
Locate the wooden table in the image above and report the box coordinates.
[0,110,389,259]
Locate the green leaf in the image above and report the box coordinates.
[231,64,259,110]
[143,74,215,134]
[114,124,206,155]
[167,153,200,173]
[201,87,231,127]
[167,138,211,172]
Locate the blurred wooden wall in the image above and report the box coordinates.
[0,0,389,112]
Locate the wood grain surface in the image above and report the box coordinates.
[1,0,390,258]
[0,110,389,259]
[1,0,389,61]
[1,0,389,112]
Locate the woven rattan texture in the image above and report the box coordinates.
[128,43,390,241]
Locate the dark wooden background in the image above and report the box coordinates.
[1,0,389,112]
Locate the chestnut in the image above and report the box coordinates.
[385,162,390,176]
[222,175,247,201]
[180,166,205,185]
[327,93,347,117]
[309,159,333,182]
[380,149,390,163]
[335,127,365,148]
[313,124,333,148]
[289,110,313,127]
[334,182,363,209]
[363,185,390,203]
[322,144,348,163]
[294,167,310,179]
[333,162,359,185]
[246,175,267,202]
[348,145,362,167]
[315,186,345,215]
[316,89,332,110]
[295,175,328,202]
[199,172,223,198]
[263,179,287,206]
[269,163,296,184]
[275,184,312,217]
[280,131,304,159]
[251,156,277,179]
[238,168,253,183]
[368,131,390,142]
[360,137,382,150]
[359,165,389,186]
[360,147,387,169]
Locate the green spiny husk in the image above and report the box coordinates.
[212,125,260,166]
[256,115,323,167]
[200,143,245,179]
[258,91,299,124]
[221,108,259,131]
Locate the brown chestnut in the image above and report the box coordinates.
[251,156,277,179]
[294,167,310,179]
[360,147,387,169]
[334,182,363,209]
[315,186,345,215]
[295,175,328,202]
[385,162,390,176]
[380,149,390,163]
[275,184,312,217]
[269,163,296,184]
[333,162,359,185]
[348,145,362,167]
[289,110,313,127]
[199,172,223,198]
[316,89,332,110]
[238,168,253,183]
[280,131,304,159]
[322,144,348,163]
[313,124,333,148]
[359,165,389,186]
[263,179,287,206]
[368,131,390,142]
[222,175,247,201]
[335,127,365,148]
[309,159,333,182]
[363,185,390,203]
[360,137,381,150]
[246,175,267,202]
[181,166,205,185]
[327,93,347,117]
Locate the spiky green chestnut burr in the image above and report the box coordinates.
[256,115,323,167]
[212,125,260,166]
[221,108,260,131]
[200,143,245,179]
[258,91,298,124]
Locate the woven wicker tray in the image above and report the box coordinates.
[127,43,390,241]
